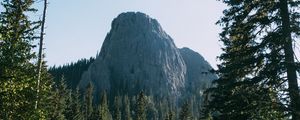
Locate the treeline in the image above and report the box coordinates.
[51,79,206,120]
[0,0,52,119]
[48,57,95,89]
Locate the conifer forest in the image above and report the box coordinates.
[0,0,300,120]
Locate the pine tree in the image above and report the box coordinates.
[48,76,69,120]
[124,95,132,120]
[113,96,122,120]
[136,91,147,120]
[199,92,212,120]
[99,91,111,120]
[84,82,94,119]
[0,0,42,119]
[64,88,84,120]
[69,87,84,120]
[146,96,158,120]
[207,0,300,119]
[48,57,95,89]
[164,110,175,120]
[179,101,192,120]
[44,77,70,120]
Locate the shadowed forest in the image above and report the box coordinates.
[0,0,300,120]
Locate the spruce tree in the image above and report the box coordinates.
[48,76,68,120]
[69,87,84,120]
[113,96,122,120]
[84,82,94,119]
[0,0,44,119]
[124,95,132,120]
[164,110,175,120]
[136,91,147,120]
[207,0,300,119]
[64,90,73,120]
[179,101,192,120]
[99,91,111,120]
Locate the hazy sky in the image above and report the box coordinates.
[43,0,226,68]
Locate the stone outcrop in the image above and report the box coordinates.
[79,12,216,100]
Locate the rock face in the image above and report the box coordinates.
[79,12,216,101]
[80,12,186,98]
[179,48,217,96]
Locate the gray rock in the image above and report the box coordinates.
[80,12,186,99]
[79,12,217,101]
[179,47,217,96]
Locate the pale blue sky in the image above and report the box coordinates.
[41,0,226,68]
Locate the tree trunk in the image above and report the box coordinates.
[35,0,47,109]
[279,0,300,119]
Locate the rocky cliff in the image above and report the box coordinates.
[79,12,216,101]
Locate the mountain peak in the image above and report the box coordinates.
[79,12,216,103]
[112,12,155,26]
[110,12,168,39]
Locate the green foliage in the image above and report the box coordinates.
[136,91,147,120]
[66,87,84,120]
[179,101,192,120]
[205,0,300,119]
[113,96,122,120]
[124,95,132,120]
[48,57,95,89]
[164,110,175,120]
[0,0,46,119]
[0,0,209,119]
[99,91,112,120]
[47,77,69,120]
[84,82,94,119]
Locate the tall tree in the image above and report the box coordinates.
[48,77,68,120]
[48,57,95,89]
[136,91,147,120]
[164,110,175,120]
[84,82,94,119]
[279,0,300,118]
[113,96,122,120]
[179,101,192,120]
[0,0,41,119]
[99,91,111,120]
[207,0,300,119]
[66,87,84,120]
[124,95,132,120]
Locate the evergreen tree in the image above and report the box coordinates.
[199,92,212,120]
[34,62,55,119]
[146,96,158,120]
[48,57,95,89]
[113,96,122,120]
[64,90,73,120]
[136,91,147,120]
[48,76,69,120]
[207,0,300,119]
[0,0,44,119]
[164,110,175,120]
[69,87,84,120]
[179,101,192,120]
[99,91,111,120]
[91,105,100,120]
[124,95,132,120]
[84,82,94,119]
